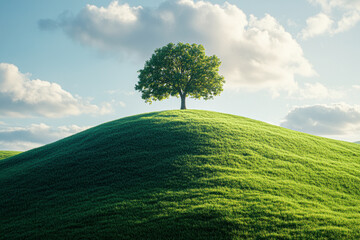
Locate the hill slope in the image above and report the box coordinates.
[0,151,21,160]
[1,110,360,239]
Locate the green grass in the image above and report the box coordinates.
[1,110,360,239]
[0,151,21,160]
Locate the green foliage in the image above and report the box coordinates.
[1,110,360,239]
[0,151,21,160]
[135,43,224,109]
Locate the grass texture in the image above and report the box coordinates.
[0,151,21,160]
[1,110,360,239]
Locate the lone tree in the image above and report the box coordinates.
[135,43,225,109]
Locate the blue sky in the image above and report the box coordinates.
[1,0,360,150]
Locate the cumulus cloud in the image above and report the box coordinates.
[281,103,360,140]
[302,0,360,38]
[291,82,344,99]
[0,123,91,151]
[300,13,334,39]
[39,0,315,92]
[335,10,360,33]
[0,63,112,117]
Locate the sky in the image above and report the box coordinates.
[1,0,360,151]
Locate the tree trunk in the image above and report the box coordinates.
[180,94,186,110]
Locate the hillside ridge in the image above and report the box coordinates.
[1,110,360,239]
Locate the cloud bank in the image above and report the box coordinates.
[0,63,112,118]
[281,104,360,140]
[39,0,315,92]
[301,0,360,39]
[0,123,90,151]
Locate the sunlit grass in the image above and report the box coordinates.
[0,151,21,160]
[1,110,360,239]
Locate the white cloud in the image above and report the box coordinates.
[334,10,360,33]
[281,103,360,141]
[300,13,334,39]
[291,82,344,99]
[0,63,112,118]
[40,0,315,92]
[310,0,360,12]
[0,123,91,151]
[303,0,360,38]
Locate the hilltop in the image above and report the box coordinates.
[1,110,360,239]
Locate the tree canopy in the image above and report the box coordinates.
[135,43,225,109]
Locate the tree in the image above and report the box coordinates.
[135,43,225,109]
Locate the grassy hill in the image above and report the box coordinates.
[0,151,21,160]
[1,110,360,239]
